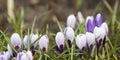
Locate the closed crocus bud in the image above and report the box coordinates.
[11,33,22,51]
[101,22,108,34]
[67,14,76,28]
[30,33,38,48]
[77,11,84,24]
[86,16,95,33]
[86,32,95,47]
[64,27,75,47]
[86,32,95,53]
[76,34,87,50]
[95,13,102,27]
[94,27,106,43]
[55,32,65,52]
[23,33,38,49]
[39,35,49,51]
[16,50,33,60]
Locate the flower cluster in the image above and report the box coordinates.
[0,33,49,60]
[56,12,108,57]
[0,12,108,60]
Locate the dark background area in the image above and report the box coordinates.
[0,0,119,33]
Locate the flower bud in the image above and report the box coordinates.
[23,33,38,49]
[11,33,22,51]
[64,27,75,47]
[86,16,95,33]
[77,11,84,24]
[86,32,95,47]
[95,13,102,27]
[67,14,76,28]
[39,35,49,51]
[55,32,65,52]
[76,34,86,50]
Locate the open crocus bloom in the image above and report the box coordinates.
[0,51,10,60]
[66,14,76,28]
[77,11,84,24]
[16,50,33,60]
[86,16,95,33]
[55,32,65,52]
[76,34,87,50]
[64,27,75,47]
[11,33,22,51]
[39,35,49,51]
[95,13,102,27]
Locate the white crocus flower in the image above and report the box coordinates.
[64,27,75,47]
[77,11,84,24]
[16,50,33,60]
[23,33,38,49]
[11,33,22,51]
[0,51,10,60]
[55,32,65,52]
[94,26,106,43]
[67,14,76,28]
[76,34,87,50]
[39,35,49,51]
[86,32,95,47]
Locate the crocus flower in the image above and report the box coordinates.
[86,16,95,33]
[23,33,38,49]
[16,50,33,60]
[95,13,102,27]
[39,35,49,51]
[64,27,75,47]
[55,32,65,52]
[0,51,10,60]
[11,33,22,51]
[94,26,106,54]
[86,32,95,53]
[76,34,87,50]
[77,11,84,24]
[66,14,76,28]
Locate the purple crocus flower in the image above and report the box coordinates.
[86,16,95,33]
[55,32,65,52]
[16,50,33,60]
[95,13,102,27]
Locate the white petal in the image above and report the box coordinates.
[64,27,75,43]
[55,32,65,48]
[7,44,13,57]
[101,22,108,34]
[11,33,22,49]
[23,35,28,49]
[77,11,84,24]
[0,55,8,60]
[93,27,106,41]
[67,14,76,28]
[86,32,95,47]
[76,34,86,50]
[39,35,49,51]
